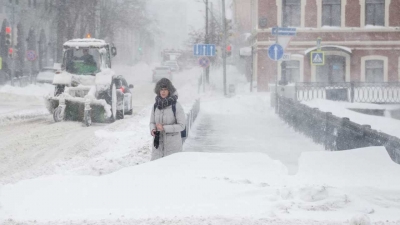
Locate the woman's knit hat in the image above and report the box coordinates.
[154,78,176,96]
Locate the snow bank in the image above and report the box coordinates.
[0,153,286,221]
[1,148,400,223]
[303,99,400,138]
[0,84,53,124]
[294,146,400,188]
[0,84,53,99]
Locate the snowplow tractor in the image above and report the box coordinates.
[46,38,133,126]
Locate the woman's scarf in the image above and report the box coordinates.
[155,95,178,110]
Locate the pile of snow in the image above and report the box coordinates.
[0,84,53,124]
[1,146,400,224]
[302,99,400,138]
[293,147,400,188]
[0,84,53,101]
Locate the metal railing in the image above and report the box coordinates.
[183,99,200,143]
[277,95,400,164]
[10,75,35,87]
[296,82,400,103]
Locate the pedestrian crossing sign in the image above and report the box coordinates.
[311,51,324,65]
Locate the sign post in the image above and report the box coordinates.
[198,57,210,92]
[194,44,216,93]
[311,37,324,66]
[270,27,297,113]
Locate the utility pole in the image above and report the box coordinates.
[205,0,210,84]
[222,0,227,96]
[210,3,214,46]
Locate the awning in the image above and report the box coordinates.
[304,45,352,54]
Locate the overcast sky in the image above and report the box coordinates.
[148,0,231,49]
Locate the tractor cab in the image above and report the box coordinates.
[63,48,101,75]
[61,38,116,76]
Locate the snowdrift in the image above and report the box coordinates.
[1,147,400,223]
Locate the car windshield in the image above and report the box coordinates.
[63,48,100,75]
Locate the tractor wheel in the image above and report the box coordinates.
[53,106,64,122]
[84,110,92,127]
[116,92,125,120]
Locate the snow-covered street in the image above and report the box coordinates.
[0,63,201,184]
[1,64,400,224]
[1,0,400,224]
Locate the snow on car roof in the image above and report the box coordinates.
[63,38,109,48]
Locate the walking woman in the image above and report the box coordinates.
[150,78,186,160]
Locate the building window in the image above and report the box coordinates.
[366,0,384,26]
[365,60,384,82]
[283,0,301,27]
[282,61,300,83]
[322,0,341,27]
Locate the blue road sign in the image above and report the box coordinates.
[268,44,284,61]
[311,51,325,65]
[271,27,297,36]
[26,50,37,61]
[194,44,216,56]
[198,56,210,68]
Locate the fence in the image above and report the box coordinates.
[182,99,201,143]
[296,82,400,103]
[276,95,400,164]
[11,76,34,87]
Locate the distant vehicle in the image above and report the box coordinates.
[163,60,180,72]
[153,66,172,82]
[35,67,56,84]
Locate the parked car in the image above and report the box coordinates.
[163,60,180,72]
[36,67,56,84]
[153,66,173,82]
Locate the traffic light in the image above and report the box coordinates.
[8,47,13,58]
[138,47,143,55]
[226,19,234,40]
[5,26,11,46]
[226,45,232,57]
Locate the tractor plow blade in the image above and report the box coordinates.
[48,98,109,123]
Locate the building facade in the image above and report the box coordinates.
[250,0,400,91]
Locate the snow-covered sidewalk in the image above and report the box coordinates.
[184,93,324,174]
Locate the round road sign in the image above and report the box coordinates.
[198,56,210,68]
[267,44,284,61]
[26,50,37,61]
